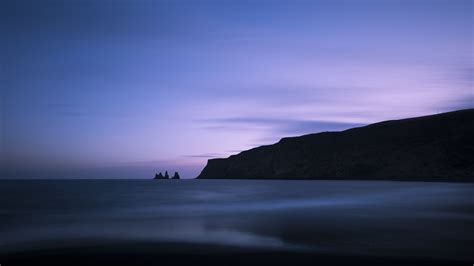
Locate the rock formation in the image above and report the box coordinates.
[197,109,474,181]
[154,172,166,179]
[172,172,180,179]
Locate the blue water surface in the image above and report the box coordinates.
[0,179,472,260]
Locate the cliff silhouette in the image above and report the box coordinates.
[197,109,474,181]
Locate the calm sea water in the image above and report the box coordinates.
[0,179,473,260]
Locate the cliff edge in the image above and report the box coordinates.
[197,109,474,180]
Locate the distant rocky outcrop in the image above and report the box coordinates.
[154,171,181,180]
[154,172,166,179]
[172,172,180,179]
[197,109,474,181]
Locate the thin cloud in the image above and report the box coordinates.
[439,95,474,113]
[204,117,364,136]
[46,103,130,118]
[181,153,225,158]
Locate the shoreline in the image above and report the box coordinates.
[1,178,473,183]
[194,177,474,183]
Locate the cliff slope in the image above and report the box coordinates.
[197,109,474,180]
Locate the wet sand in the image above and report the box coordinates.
[1,240,468,266]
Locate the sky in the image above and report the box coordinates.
[1,0,473,179]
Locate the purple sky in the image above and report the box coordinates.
[2,0,473,178]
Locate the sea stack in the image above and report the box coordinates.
[172,172,180,179]
[154,172,166,179]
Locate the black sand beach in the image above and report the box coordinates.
[2,240,468,266]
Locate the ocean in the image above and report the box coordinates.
[0,179,473,262]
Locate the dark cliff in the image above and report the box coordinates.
[197,109,474,180]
